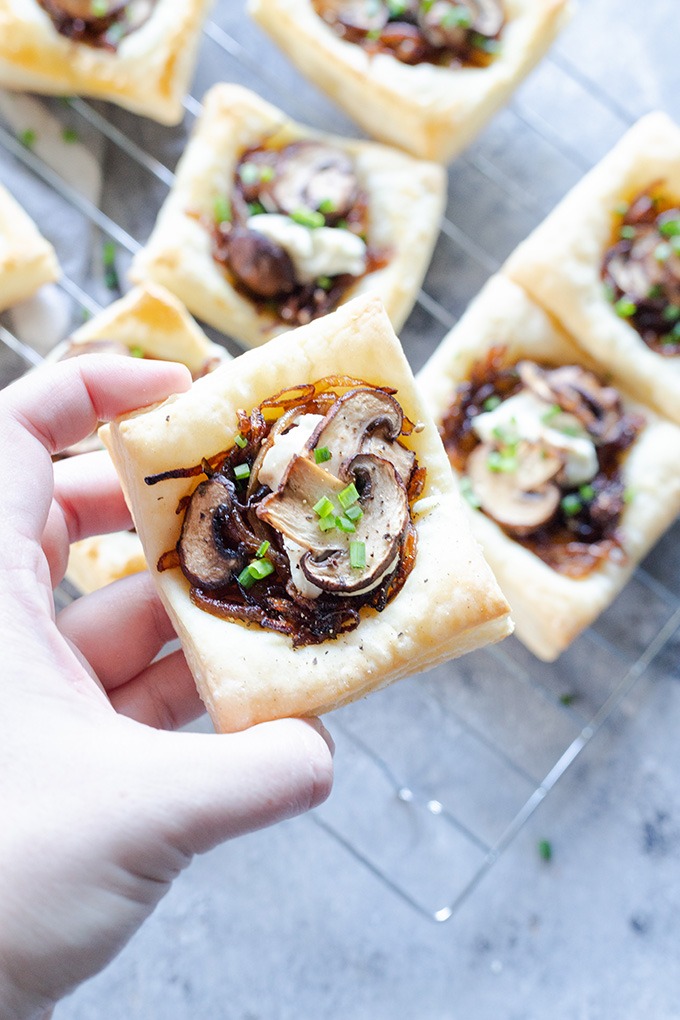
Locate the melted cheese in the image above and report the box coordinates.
[246,213,367,283]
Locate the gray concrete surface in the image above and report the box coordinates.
[1,0,679,1016]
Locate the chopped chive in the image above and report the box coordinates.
[238,162,261,185]
[614,296,636,318]
[19,128,37,148]
[234,432,248,449]
[613,201,629,215]
[336,515,356,534]
[314,446,332,464]
[237,564,255,588]
[620,224,636,240]
[345,504,363,521]
[255,540,270,559]
[61,127,79,144]
[234,463,251,480]
[560,493,583,517]
[313,495,335,518]
[316,275,333,291]
[102,240,116,267]
[365,28,381,40]
[659,217,680,237]
[487,450,517,473]
[318,198,336,215]
[471,33,500,53]
[386,0,407,14]
[91,0,108,15]
[349,540,366,569]
[654,242,672,263]
[541,403,563,424]
[319,516,337,532]
[129,345,144,358]
[671,236,680,255]
[247,201,266,217]
[291,208,325,229]
[441,5,472,28]
[647,284,664,299]
[663,304,680,322]
[259,165,275,183]
[538,839,553,862]
[248,558,274,581]
[338,482,360,510]
[559,692,577,706]
[214,195,232,224]
[336,219,349,230]
[578,484,595,502]
[459,476,481,509]
[482,395,502,412]
[623,487,635,504]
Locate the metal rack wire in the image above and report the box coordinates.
[1,8,678,923]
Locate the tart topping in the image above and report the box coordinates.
[149,379,422,646]
[603,187,680,356]
[312,0,505,68]
[440,348,644,578]
[38,0,155,49]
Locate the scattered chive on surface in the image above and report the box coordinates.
[338,482,360,510]
[319,516,337,532]
[313,495,335,519]
[560,493,582,517]
[349,541,366,570]
[314,446,332,464]
[129,345,144,358]
[614,297,636,318]
[318,198,336,215]
[538,839,553,862]
[291,208,325,229]
[255,540,270,559]
[234,433,248,449]
[345,504,363,521]
[214,196,232,224]
[62,127,79,144]
[336,515,356,534]
[483,395,502,412]
[234,463,250,480]
[19,128,36,148]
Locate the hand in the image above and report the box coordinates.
[0,356,334,1020]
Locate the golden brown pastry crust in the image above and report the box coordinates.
[55,282,227,594]
[101,295,513,732]
[0,0,213,124]
[0,180,59,311]
[247,0,572,163]
[504,112,680,426]
[129,83,446,347]
[417,275,680,661]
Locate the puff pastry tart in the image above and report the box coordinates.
[101,296,512,733]
[0,0,213,124]
[129,83,446,348]
[49,282,227,594]
[417,275,680,662]
[0,180,59,311]
[505,112,680,427]
[247,0,572,163]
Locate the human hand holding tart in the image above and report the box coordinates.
[130,83,446,347]
[247,0,572,163]
[101,296,512,732]
[0,0,212,123]
[417,275,680,661]
[505,112,680,426]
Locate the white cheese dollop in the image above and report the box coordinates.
[258,414,324,492]
[472,390,599,487]
[246,213,367,284]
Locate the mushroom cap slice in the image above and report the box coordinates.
[226,227,297,298]
[178,476,245,589]
[418,0,503,49]
[305,387,415,483]
[467,440,561,537]
[517,361,623,442]
[256,453,409,594]
[268,142,359,222]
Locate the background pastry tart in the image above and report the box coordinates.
[0,180,60,311]
[0,0,213,124]
[247,0,572,163]
[129,83,446,347]
[101,295,513,733]
[48,282,228,594]
[417,275,680,662]
[504,112,680,426]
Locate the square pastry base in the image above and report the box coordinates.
[417,275,680,661]
[504,112,680,426]
[55,283,227,594]
[248,0,571,163]
[0,0,212,124]
[102,296,512,733]
[130,83,445,347]
[0,181,59,312]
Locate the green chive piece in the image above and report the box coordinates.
[234,433,248,449]
[482,395,501,412]
[623,487,635,504]
[102,240,116,267]
[578,484,595,502]
[487,450,517,474]
[648,284,664,299]
[91,0,108,15]
[459,476,481,509]
[248,558,274,581]
[559,692,577,706]
[541,403,563,424]
[255,540,270,559]
[62,127,79,144]
[338,482,360,510]
[319,516,337,532]
[234,463,250,480]
[441,5,472,28]
[313,496,335,518]
[19,128,37,148]
[291,208,325,229]
[214,195,232,224]
[345,504,363,521]
[538,839,553,862]
[247,201,266,217]
[365,28,381,40]
[659,217,680,237]
[386,0,407,14]
[316,276,333,291]
[318,198,336,215]
[336,515,356,534]
[259,165,275,183]
[237,565,255,589]
[129,345,144,359]
[620,224,636,240]
[654,242,672,263]
[239,162,261,185]
[614,297,637,318]
[560,493,583,517]
[663,304,680,322]
[613,201,629,215]
[349,541,366,569]
[314,446,332,464]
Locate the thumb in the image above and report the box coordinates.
[140,718,335,858]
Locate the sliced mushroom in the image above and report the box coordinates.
[305,387,415,483]
[51,0,126,21]
[418,0,503,49]
[314,0,389,34]
[256,452,408,593]
[267,142,358,222]
[226,226,297,298]
[467,440,561,537]
[517,361,623,443]
[178,476,245,589]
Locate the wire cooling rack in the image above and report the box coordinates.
[1,1,679,923]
